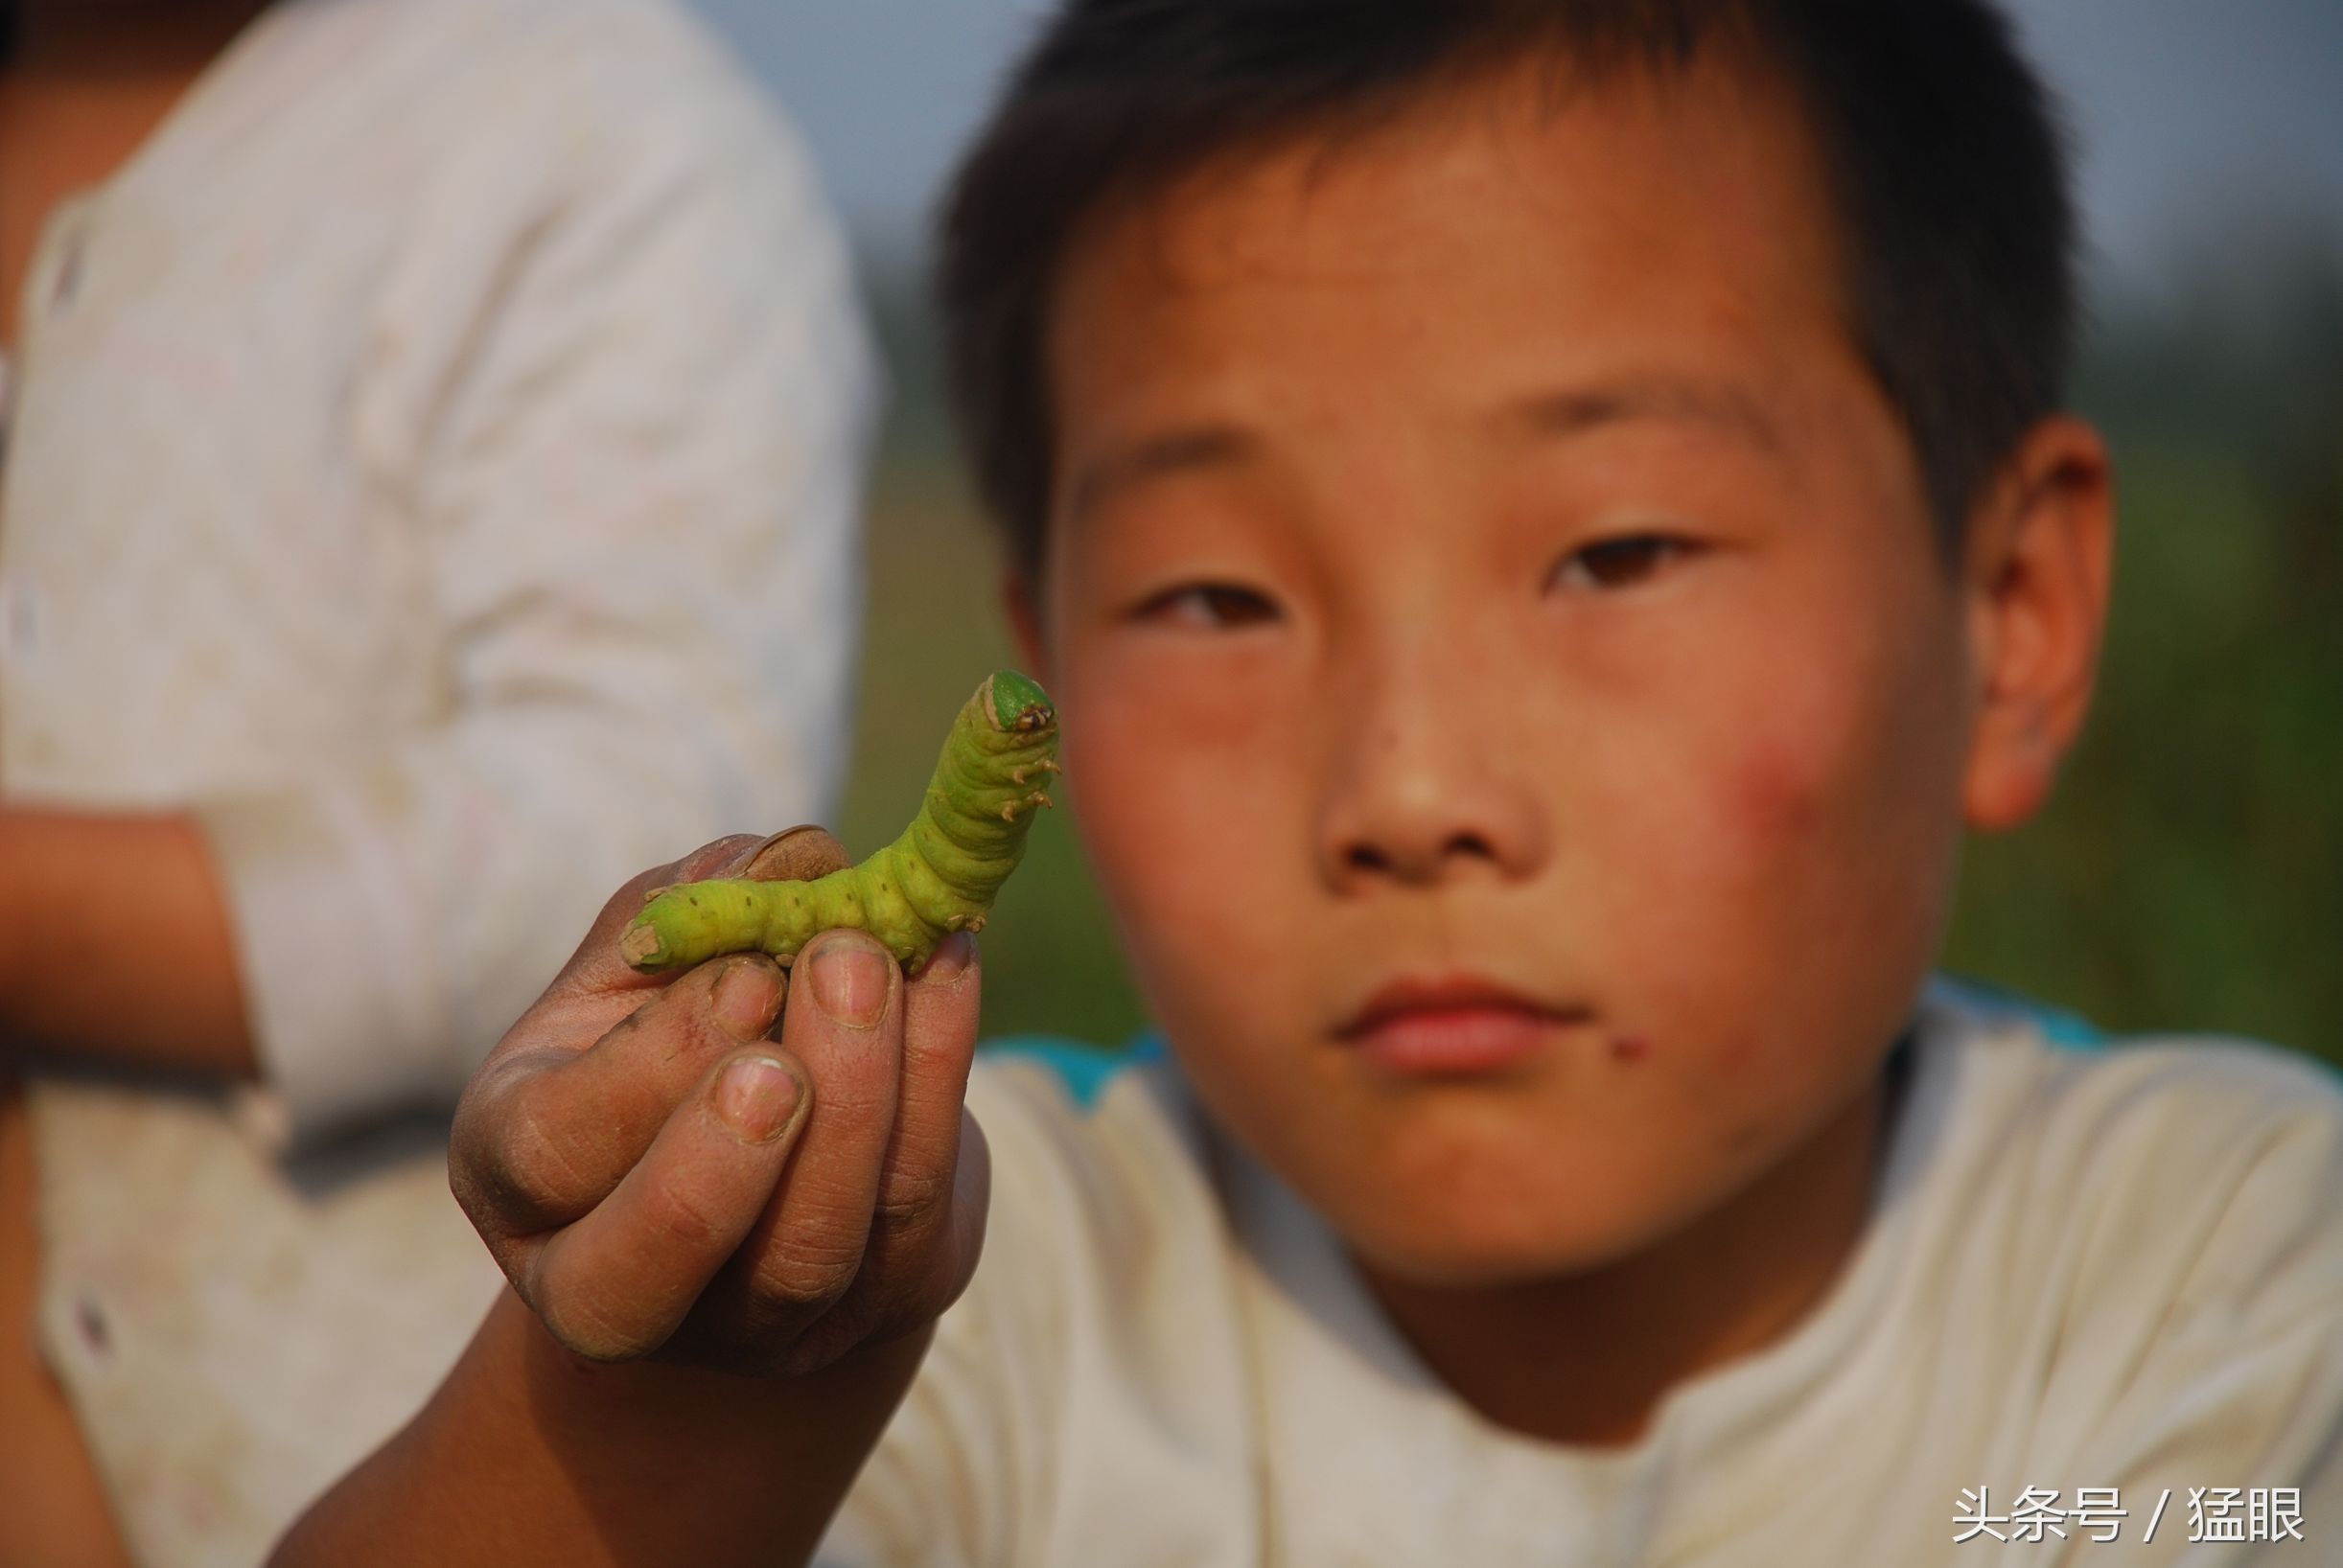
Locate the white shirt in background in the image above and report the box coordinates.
[1,0,876,1135]
[0,0,875,1560]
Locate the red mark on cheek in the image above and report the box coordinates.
[1610,1034,1650,1063]
[1731,743,1828,852]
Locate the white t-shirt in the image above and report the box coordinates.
[822,980,2343,1566]
[2,2,872,1561]
[1,0,874,1137]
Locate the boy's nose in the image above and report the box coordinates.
[1311,652,1548,892]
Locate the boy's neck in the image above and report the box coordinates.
[1353,1046,1908,1449]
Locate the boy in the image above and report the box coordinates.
[280,1,2343,1562]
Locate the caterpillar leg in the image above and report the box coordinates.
[999,788,1056,822]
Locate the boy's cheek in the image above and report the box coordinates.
[1672,616,1945,881]
[1697,720,1955,1007]
[1705,733,1831,877]
[1063,711,1287,965]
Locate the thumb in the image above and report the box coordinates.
[524,1046,815,1361]
[741,825,853,884]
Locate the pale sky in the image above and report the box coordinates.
[688,0,2343,298]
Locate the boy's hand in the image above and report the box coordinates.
[448,829,990,1379]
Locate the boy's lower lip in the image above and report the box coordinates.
[1347,1004,1559,1074]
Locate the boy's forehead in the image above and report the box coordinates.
[1074,55,1831,306]
[1049,51,1852,421]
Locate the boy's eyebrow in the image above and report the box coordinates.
[1066,425,1257,523]
[1067,376,1778,522]
[1498,377,1782,451]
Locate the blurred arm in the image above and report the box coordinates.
[0,806,255,1077]
[181,63,876,1141]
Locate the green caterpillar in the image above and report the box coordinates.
[620,670,1061,977]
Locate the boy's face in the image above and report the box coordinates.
[1021,58,2003,1284]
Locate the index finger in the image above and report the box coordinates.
[508,825,854,1066]
[452,828,854,1233]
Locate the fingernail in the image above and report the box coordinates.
[743,827,808,877]
[806,935,891,1027]
[920,932,976,983]
[714,1055,800,1142]
[712,959,783,1040]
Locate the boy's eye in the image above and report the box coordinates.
[1546,533,1694,592]
[1133,582,1280,629]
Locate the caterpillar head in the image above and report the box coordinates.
[983,669,1057,736]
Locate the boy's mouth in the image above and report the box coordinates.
[1335,973,1588,1075]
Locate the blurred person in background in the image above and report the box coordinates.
[0,0,874,1561]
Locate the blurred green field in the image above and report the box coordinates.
[1941,266,2343,1060]
[833,451,1149,1050]
[838,264,2342,1065]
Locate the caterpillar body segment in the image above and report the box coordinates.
[621,672,1060,976]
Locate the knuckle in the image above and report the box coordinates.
[872,1160,956,1241]
[602,994,658,1037]
[450,1095,530,1229]
[484,1097,599,1225]
[447,1157,496,1235]
[616,989,730,1069]
[598,875,658,927]
[600,852,703,930]
[598,837,760,928]
[746,1234,865,1314]
[861,1192,981,1328]
[743,1296,886,1381]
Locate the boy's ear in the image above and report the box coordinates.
[1001,570,1053,686]
[1960,413,2116,833]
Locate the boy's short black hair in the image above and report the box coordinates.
[940,0,2077,577]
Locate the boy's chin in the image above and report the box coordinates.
[1336,1196,1684,1293]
